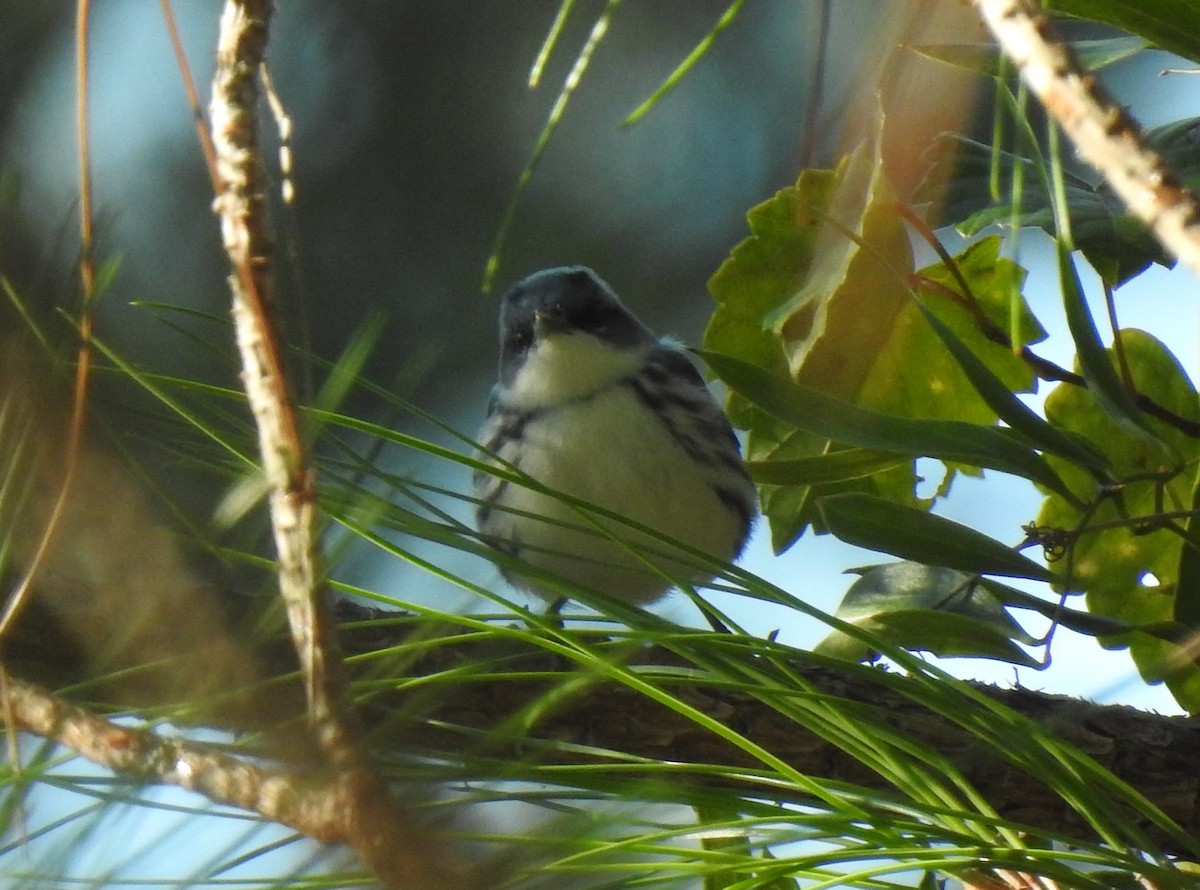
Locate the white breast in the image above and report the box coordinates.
[500,332,645,409]
[483,383,746,603]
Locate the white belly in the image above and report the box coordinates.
[484,386,744,603]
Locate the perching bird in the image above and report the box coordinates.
[474,266,756,604]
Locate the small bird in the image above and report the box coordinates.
[474,266,756,604]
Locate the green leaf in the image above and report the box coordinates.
[1056,245,1171,457]
[1173,466,1200,629]
[706,168,836,414]
[912,291,1107,471]
[916,236,1046,348]
[818,493,1054,581]
[765,137,913,401]
[816,562,1038,666]
[708,137,1060,549]
[702,350,1073,498]
[745,449,908,485]
[1038,330,1200,710]
[858,236,1042,426]
[1048,0,1200,63]
[920,134,1174,287]
[705,160,911,552]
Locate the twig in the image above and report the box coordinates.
[4,669,346,840]
[0,0,99,641]
[208,3,469,886]
[898,201,1200,439]
[159,0,220,192]
[973,0,1200,278]
[210,0,353,771]
[6,669,476,889]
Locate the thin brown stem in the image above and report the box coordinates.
[0,0,98,640]
[903,249,1200,439]
[159,0,221,193]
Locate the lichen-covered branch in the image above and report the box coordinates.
[974,0,1200,278]
[3,671,342,839]
[209,0,356,770]
[207,4,469,886]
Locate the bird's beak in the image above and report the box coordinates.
[533,306,568,335]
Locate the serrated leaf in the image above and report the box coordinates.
[766,137,913,401]
[917,236,1046,347]
[706,192,1062,549]
[818,493,1053,581]
[705,160,918,551]
[856,238,1039,425]
[815,562,1038,665]
[912,289,1107,471]
[1038,330,1200,711]
[706,168,836,393]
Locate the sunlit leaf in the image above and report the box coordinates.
[912,252,1107,471]
[765,138,912,401]
[707,142,1059,550]
[706,168,835,416]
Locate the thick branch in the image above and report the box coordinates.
[362,632,1200,857]
[7,596,1200,858]
[973,0,1200,277]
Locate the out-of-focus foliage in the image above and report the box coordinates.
[1048,0,1200,62]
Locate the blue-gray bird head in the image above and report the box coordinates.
[497,267,656,387]
[478,264,757,604]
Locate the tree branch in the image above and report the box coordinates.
[207,4,471,885]
[7,594,1200,858]
[357,624,1200,858]
[210,0,352,759]
[973,0,1200,278]
[4,669,335,836]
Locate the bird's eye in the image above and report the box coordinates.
[505,325,532,355]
